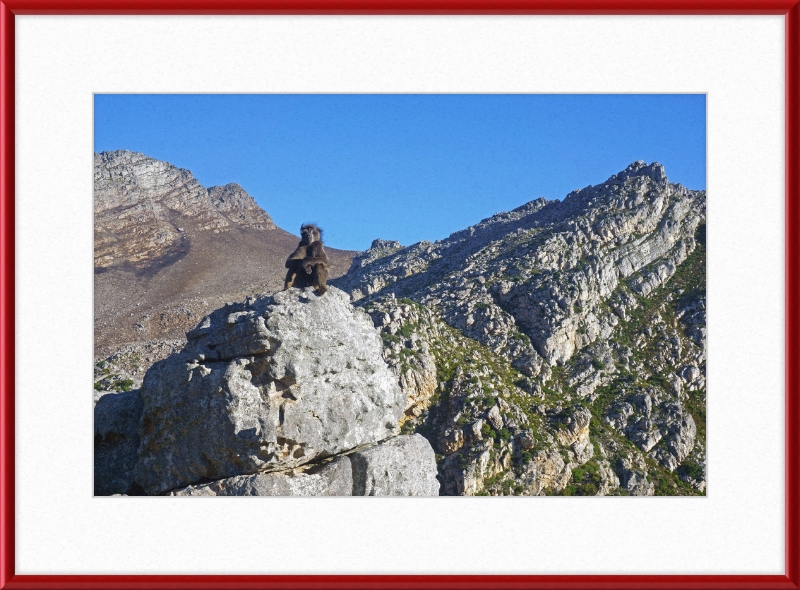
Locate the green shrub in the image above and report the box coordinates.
[591,358,605,371]
[681,460,704,481]
[399,297,414,306]
[572,467,585,481]
[397,323,414,338]
[381,332,400,344]
[119,378,135,392]
[520,451,533,464]
[655,479,672,495]
[647,374,669,389]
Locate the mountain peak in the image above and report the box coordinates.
[608,160,667,185]
[94,151,276,271]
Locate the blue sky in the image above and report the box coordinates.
[94,94,706,251]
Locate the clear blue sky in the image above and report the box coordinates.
[94,94,706,251]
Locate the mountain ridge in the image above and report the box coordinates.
[330,159,706,495]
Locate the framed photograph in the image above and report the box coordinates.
[1,1,798,589]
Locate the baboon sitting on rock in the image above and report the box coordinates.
[284,223,329,295]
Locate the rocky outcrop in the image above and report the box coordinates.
[96,286,439,496]
[605,391,696,472]
[133,288,406,495]
[333,161,703,368]
[618,457,655,496]
[554,407,593,465]
[363,298,440,423]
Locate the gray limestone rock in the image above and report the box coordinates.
[618,459,655,496]
[170,456,353,496]
[134,287,406,495]
[486,405,504,430]
[555,407,594,465]
[94,159,707,498]
[94,390,144,495]
[171,434,439,496]
[350,434,440,496]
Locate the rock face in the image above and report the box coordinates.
[554,407,593,465]
[334,161,703,367]
[363,300,440,423]
[96,285,439,496]
[331,161,707,496]
[133,287,406,495]
[170,456,354,496]
[94,390,143,496]
[170,435,440,496]
[351,434,440,496]
[94,150,275,270]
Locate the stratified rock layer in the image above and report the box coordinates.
[94,150,275,269]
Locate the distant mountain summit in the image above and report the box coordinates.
[94,150,276,270]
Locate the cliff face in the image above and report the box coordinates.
[93,150,357,358]
[94,150,276,270]
[332,161,707,496]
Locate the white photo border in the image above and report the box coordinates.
[14,14,785,576]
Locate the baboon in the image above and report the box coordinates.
[284,223,329,295]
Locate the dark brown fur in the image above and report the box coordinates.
[283,224,329,295]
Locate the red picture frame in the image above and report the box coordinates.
[1,3,798,589]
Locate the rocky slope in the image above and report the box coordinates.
[95,287,439,496]
[331,161,706,495]
[94,150,357,359]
